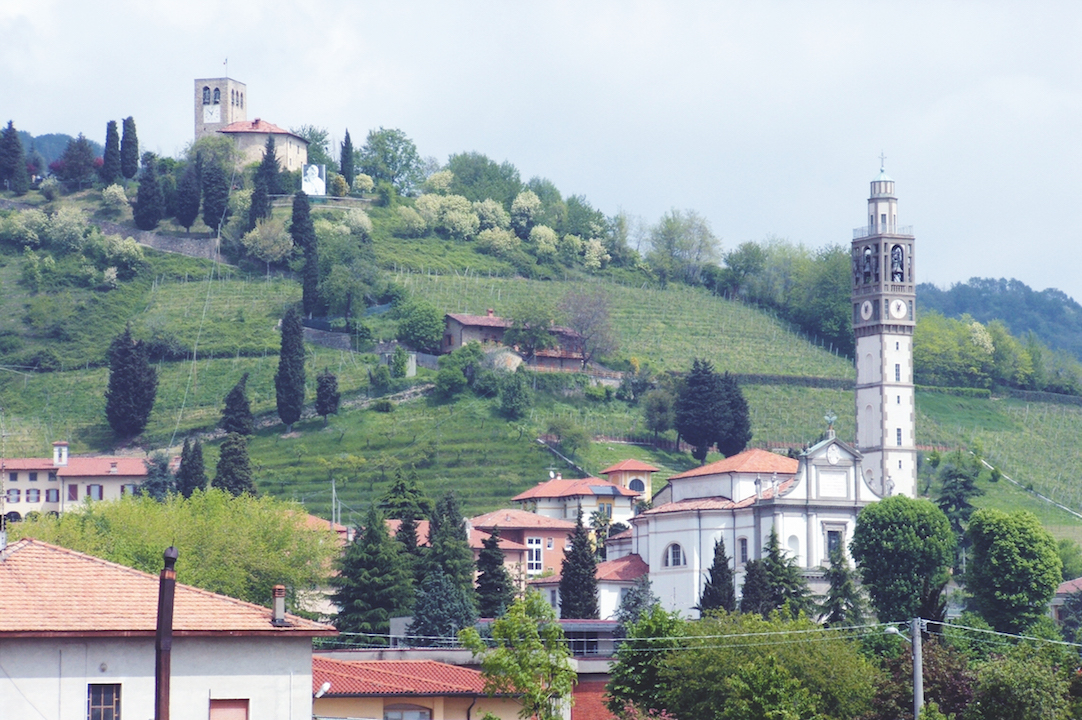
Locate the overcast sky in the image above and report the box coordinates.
[3,2,1081,300]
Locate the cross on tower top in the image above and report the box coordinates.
[879,151,887,170]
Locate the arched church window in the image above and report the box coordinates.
[629,478,645,492]
[787,535,800,560]
[663,544,686,567]
[240,92,244,108]
[231,89,235,106]
[213,88,220,105]
[862,247,872,284]
[202,87,210,105]
[891,245,904,282]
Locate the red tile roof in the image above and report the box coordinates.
[573,681,616,720]
[528,554,648,586]
[386,519,431,545]
[1057,577,1082,595]
[312,657,506,696]
[512,478,638,502]
[218,118,307,141]
[446,312,513,329]
[609,527,633,541]
[668,448,798,480]
[640,478,795,516]
[384,518,528,551]
[0,539,335,637]
[470,508,577,531]
[599,459,659,475]
[1,456,148,478]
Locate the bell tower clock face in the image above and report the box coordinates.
[889,298,907,320]
[203,104,220,124]
[860,300,873,321]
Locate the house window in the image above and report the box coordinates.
[6,488,18,503]
[895,364,901,382]
[385,706,432,720]
[629,478,645,492]
[7,472,15,483]
[209,699,249,720]
[121,484,137,496]
[663,544,686,567]
[896,429,902,447]
[68,484,79,501]
[527,537,542,574]
[88,683,121,720]
[549,589,558,608]
[46,488,59,503]
[88,484,103,501]
[29,472,37,482]
[49,471,57,481]
[599,502,613,517]
[739,538,748,564]
[546,537,554,550]
[26,488,40,503]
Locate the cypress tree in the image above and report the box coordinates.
[275,306,306,431]
[331,504,413,640]
[100,120,121,184]
[138,452,175,501]
[819,546,868,627]
[0,121,29,195]
[559,507,600,619]
[175,160,201,232]
[175,438,208,498]
[133,153,164,230]
[247,136,278,231]
[201,161,229,233]
[405,569,478,646]
[289,190,320,317]
[697,537,736,613]
[316,369,340,425]
[476,527,515,618]
[213,432,255,496]
[717,372,752,457]
[739,559,773,615]
[120,116,139,180]
[221,372,255,435]
[104,325,158,437]
[340,129,354,186]
[426,491,476,601]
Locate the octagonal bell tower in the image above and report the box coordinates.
[851,164,916,497]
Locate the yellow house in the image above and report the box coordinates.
[312,657,521,720]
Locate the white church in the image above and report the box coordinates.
[606,167,918,617]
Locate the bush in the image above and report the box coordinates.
[584,384,610,402]
[371,398,395,413]
[396,206,427,238]
[371,364,392,391]
[14,348,62,372]
[473,369,500,398]
[101,184,128,212]
[351,173,374,195]
[39,177,60,201]
[344,208,373,240]
[395,300,443,354]
[435,366,468,399]
[329,173,350,197]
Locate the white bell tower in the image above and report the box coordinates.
[851,162,917,497]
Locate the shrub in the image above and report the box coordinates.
[584,384,609,402]
[372,399,395,413]
[476,227,519,256]
[101,184,128,212]
[472,369,500,398]
[45,206,89,252]
[371,364,392,390]
[395,300,443,354]
[396,206,427,238]
[351,173,374,195]
[474,198,511,230]
[329,173,349,197]
[435,366,468,399]
[344,208,373,239]
[528,225,558,258]
[423,170,454,194]
[39,177,60,201]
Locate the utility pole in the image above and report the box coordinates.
[912,617,924,719]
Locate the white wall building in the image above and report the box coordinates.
[512,474,640,526]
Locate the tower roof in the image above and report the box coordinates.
[874,168,893,183]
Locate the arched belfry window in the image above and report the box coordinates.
[202,87,210,105]
[862,246,872,284]
[663,544,686,567]
[891,245,904,282]
[629,478,645,492]
[231,89,235,106]
[213,88,220,105]
[239,92,244,108]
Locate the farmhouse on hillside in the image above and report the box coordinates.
[442,310,585,371]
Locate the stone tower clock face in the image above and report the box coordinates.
[860,300,873,321]
[203,104,220,123]
[889,299,907,319]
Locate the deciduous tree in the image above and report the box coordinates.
[105,325,158,437]
[221,372,255,435]
[558,287,616,368]
[315,369,340,425]
[395,300,443,354]
[120,116,139,179]
[100,120,121,184]
[606,605,685,716]
[357,127,423,195]
[505,299,557,363]
[642,389,675,440]
[213,433,255,496]
[241,217,292,276]
[646,208,719,286]
[697,537,736,614]
[560,507,599,619]
[498,370,532,420]
[476,528,515,618]
[275,307,306,431]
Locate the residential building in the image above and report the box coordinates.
[218,118,309,172]
[441,311,585,371]
[468,509,576,580]
[530,553,649,621]
[598,459,658,501]
[1,442,147,521]
[0,538,335,720]
[513,474,639,527]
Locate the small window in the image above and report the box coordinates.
[121,484,137,496]
[827,530,842,556]
[29,472,37,482]
[895,364,901,382]
[8,472,15,483]
[6,488,19,503]
[88,683,121,720]
[46,488,59,503]
[599,502,613,517]
[549,589,558,607]
[546,537,553,549]
[664,544,686,567]
[896,342,900,351]
[739,538,748,564]
[209,699,249,720]
[896,429,902,447]
[899,460,903,469]
[26,488,40,503]
[213,87,221,104]
[202,86,210,104]
[897,395,901,404]
[48,471,57,481]
[68,484,79,501]
[88,484,103,501]
[629,478,645,492]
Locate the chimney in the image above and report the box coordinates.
[53,442,69,467]
[109,461,118,474]
[556,472,562,480]
[486,308,494,317]
[271,585,289,626]
[154,547,178,720]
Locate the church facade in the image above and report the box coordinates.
[609,167,917,617]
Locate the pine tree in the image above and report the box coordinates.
[104,325,158,437]
[175,160,201,232]
[340,129,355,187]
[100,120,121,184]
[120,116,139,180]
[175,438,208,498]
[406,569,478,646]
[221,372,255,435]
[201,161,229,233]
[819,546,868,627]
[316,369,340,425]
[739,559,773,615]
[57,134,97,186]
[137,452,175,501]
[331,504,413,639]
[133,153,164,230]
[379,471,434,520]
[559,507,600,619]
[213,432,255,496]
[394,510,426,585]
[746,528,814,618]
[697,537,736,614]
[477,527,515,618]
[614,576,659,637]
[0,121,29,195]
[426,491,476,602]
[717,372,752,457]
[675,358,727,463]
[247,136,278,231]
[275,307,306,431]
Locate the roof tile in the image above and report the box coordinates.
[312,657,499,696]
[512,478,638,502]
[599,459,659,475]
[668,448,798,480]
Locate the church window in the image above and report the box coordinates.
[202,86,210,105]
[899,460,903,469]
[213,88,220,104]
[827,530,842,556]
[738,538,748,564]
[787,535,800,560]
[896,428,902,446]
[862,247,872,283]
[664,544,686,567]
[880,213,887,227]
[895,364,901,382]
[629,478,645,492]
[896,342,899,350]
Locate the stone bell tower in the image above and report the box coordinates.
[851,163,917,497]
[194,77,247,141]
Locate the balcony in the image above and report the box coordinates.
[853,225,913,239]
